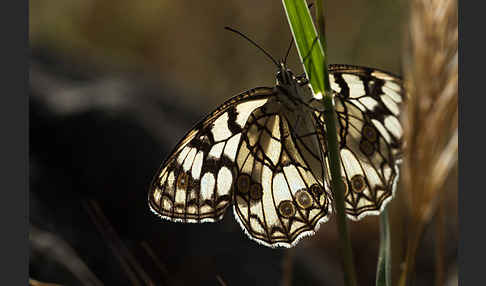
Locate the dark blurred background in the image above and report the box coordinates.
[29,1,457,285]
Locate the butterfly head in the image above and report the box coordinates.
[276,61,297,86]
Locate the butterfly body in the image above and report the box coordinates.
[148,63,403,248]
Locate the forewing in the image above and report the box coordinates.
[148,88,275,223]
[317,65,404,220]
[233,102,331,248]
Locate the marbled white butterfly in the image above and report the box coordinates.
[148,31,403,248]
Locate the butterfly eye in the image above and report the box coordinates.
[249,184,263,200]
[362,124,378,142]
[236,174,251,194]
[332,177,349,196]
[278,200,296,218]
[177,172,189,189]
[351,175,366,193]
[295,189,313,209]
[359,139,375,156]
[310,183,324,198]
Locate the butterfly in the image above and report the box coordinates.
[147,57,403,248]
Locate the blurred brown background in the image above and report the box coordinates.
[30,0,405,107]
[29,1,457,286]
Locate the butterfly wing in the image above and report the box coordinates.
[148,88,275,223]
[233,101,331,247]
[316,65,404,220]
[149,63,403,245]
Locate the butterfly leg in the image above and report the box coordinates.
[300,36,321,86]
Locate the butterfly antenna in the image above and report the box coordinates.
[283,38,294,65]
[224,26,279,68]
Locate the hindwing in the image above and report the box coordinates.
[233,102,331,247]
[317,65,404,220]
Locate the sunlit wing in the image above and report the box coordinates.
[148,62,404,248]
[316,65,404,220]
[148,88,275,222]
[233,101,331,247]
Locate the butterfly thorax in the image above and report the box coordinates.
[274,62,317,114]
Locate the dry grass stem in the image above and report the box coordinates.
[140,241,170,284]
[84,200,155,286]
[216,274,228,286]
[435,196,446,286]
[29,278,63,286]
[30,225,104,286]
[400,0,458,284]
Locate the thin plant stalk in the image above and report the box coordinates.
[376,208,392,286]
[435,197,445,286]
[322,95,358,286]
[282,1,357,285]
[316,2,357,285]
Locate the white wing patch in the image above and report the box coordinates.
[342,74,366,98]
[208,142,225,159]
[211,113,233,141]
[191,151,204,180]
[384,116,403,138]
[217,167,233,196]
[223,134,242,161]
[200,172,215,201]
[235,98,269,126]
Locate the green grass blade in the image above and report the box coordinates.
[376,207,392,286]
[282,0,326,96]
